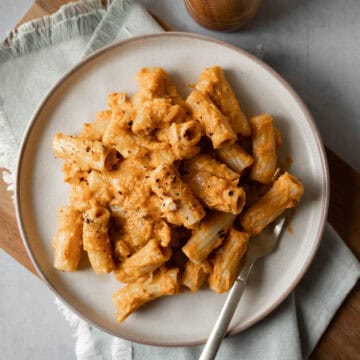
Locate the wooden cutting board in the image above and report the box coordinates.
[1,1,359,358]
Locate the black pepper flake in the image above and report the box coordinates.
[156,178,160,183]
[85,218,90,224]
[118,191,122,195]
[228,190,234,196]
[208,132,214,136]
[128,121,133,126]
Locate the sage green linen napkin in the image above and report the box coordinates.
[0,1,358,359]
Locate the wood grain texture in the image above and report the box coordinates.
[0,171,35,274]
[0,0,358,357]
[310,149,360,360]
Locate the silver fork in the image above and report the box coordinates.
[199,215,287,360]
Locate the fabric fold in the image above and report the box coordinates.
[83,0,162,56]
[0,0,106,61]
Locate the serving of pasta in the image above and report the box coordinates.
[52,66,304,324]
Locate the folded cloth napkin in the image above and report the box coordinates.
[0,1,359,359]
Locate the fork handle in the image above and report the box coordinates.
[199,278,247,360]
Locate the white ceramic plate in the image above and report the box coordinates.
[16,33,329,346]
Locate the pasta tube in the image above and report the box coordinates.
[150,164,205,228]
[156,120,201,159]
[136,67,169,98]
[240,172,304,235]
[196,66,251,136]
[112,268,179,323]
[115,239,172,283]
[53,133,120,171]
[184,154,240,182]
[167,84,188,108]
[70,170,114,212]
[182,211,235,264]
[103,124,144,159]
[186,90,236,148]
[181,260,212,292]
[250,114,277,184]
[52,206,83,272]
[185,171,246,215]
[215,143,254,175]
[208,229,249,293]
[183,155,245,215]
[132,99,185,132]
[62,161,88,184]
[83,206,114,274]
[79,110,112,141]
[108,92,133,111]
[69,181,92,212]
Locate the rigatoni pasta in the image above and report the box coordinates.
[181,260,212,292]
[196,66,251,137]
[149,163,206,228]
[186,90,237,148]
[83,206,114,274]
[183,155,246,215]
[52,206,83,272]
[215,143,254,175]
[53,133,120,171]
[114,239,172,283]
[182,211,236,264]
[208,229,249,293]
[112,267,179,323]
[240,172,304,235]
[249,114,278,184]
[52,66,303,324]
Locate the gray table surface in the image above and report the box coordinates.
[1,0,360,359]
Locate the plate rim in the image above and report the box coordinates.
[15,31,330,347]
